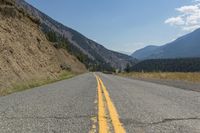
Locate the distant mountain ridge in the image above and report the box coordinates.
[131,28,200,60]
[17,0,136,70]
[131,45,159,60]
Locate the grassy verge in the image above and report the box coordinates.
[0,71,76,96]
[119,72,200,83]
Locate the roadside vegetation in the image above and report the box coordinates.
[0,71,75,96]
[120,58,200,83]
[119,72,200,83]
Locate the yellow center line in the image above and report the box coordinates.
[95,74,109,133]
[94,73,126,133]
[98,77,126,133]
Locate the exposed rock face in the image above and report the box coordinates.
[0,1,86,89]
[0,0,15,5]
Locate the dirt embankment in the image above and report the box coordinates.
[0,1,86,90]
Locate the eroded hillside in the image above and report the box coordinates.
[0,0,86,91]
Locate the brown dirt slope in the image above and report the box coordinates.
[0,0,86,90]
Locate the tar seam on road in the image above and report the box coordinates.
[94,73,126,133]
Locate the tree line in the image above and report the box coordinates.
[129,58,200,72]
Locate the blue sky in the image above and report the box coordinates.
[25,0,199,54]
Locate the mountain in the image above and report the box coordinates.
[131,28,200,60]
[131,45,159,60]
[119,51,132,55]
[16,0,136,70]
[0,0,86,90]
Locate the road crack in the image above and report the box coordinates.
[121,117,200,127]
[150,117,200,125]
[1,114,96,120]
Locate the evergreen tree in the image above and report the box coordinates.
[125,63,131,73]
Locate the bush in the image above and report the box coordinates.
[60,63,71,71]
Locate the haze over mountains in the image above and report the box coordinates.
[131,45,159,60]
[131,28,200,60]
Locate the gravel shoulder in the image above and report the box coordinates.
[130,77,200,92]
[117,73,200,92]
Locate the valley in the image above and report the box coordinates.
[1,0,200,132]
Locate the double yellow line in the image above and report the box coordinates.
[95,74,126,133]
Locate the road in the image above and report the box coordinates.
[0,73,200,133]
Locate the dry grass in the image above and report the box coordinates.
[119,72,200,83]
[0,71,76,96]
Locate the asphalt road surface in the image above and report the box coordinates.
[0,72,200,133]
